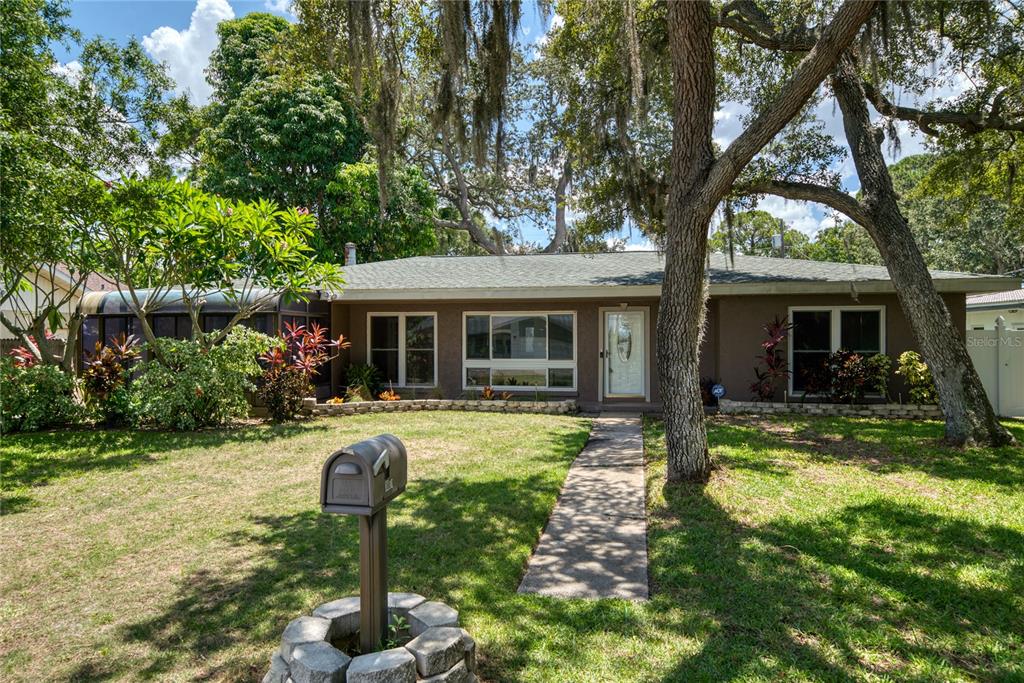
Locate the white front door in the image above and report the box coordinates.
[603,309,646,398]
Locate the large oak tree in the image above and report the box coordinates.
[735,3,1020,446]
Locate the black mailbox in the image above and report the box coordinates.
[321,434,407,515]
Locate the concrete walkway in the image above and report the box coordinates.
[518,413,649,601]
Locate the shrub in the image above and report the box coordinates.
[378,387,401,401]
[865,353,893,399]
[824,350,871,403]
[259,367,313,420]
[896,350,938,404]
[1,356,83,433]
[803,351,893,404]
[257,322,350,421]
[345,385,373,402]
[133,327,273,430]
[750,316,793,401]
[345,363,381,398]
[82,333,141,426]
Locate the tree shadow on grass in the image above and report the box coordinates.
[1,422,333,515]
[708,416,1024,490]
[654,484,1024,682]
[64,427,591,682]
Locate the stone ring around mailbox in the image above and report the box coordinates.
[264,591,478,683]
[256,434,482,682]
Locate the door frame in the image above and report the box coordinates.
[598,306,650,402]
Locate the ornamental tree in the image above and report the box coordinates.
[97,177,344,361]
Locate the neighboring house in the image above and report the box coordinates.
[1,267,114,342]
[966,289,1024,330]
[78,252,1020,409]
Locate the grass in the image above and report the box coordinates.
[2,413,1022,681]
[643,415,1024,682]
[0,413,591,682]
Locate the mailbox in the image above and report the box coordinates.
[320,434,407,653]
[320,433,407,515]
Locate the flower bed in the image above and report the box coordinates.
[718,398,942,420]
[300,398,578,417]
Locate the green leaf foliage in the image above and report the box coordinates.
[184,12,439,263]
[98,176,343,352]
[708,210,811,259]
[892,154,1023,275]
[896,350,939,405]
[198,70,368,217]
[0,356,83,434]
[132,327,274,430]
[321,162,438,262]
[1,0,172,356]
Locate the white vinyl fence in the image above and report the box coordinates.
[967,318,1024,418]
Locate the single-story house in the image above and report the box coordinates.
[76,252,1020,410]
[967,289,1024,331]
[327,252,1020,410]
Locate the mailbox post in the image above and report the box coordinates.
[320,434,407,653]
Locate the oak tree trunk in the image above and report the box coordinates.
[660,0,717,482]
[657,1,877,481]
[832,55,1013,447]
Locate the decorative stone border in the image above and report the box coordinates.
[718,398,943,420]
[264,593,477,683]
[301,398,578,417]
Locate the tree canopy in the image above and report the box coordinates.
[96,177,343,355]
[172,12,438,265]
[0,0,173,367]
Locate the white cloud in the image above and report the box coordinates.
[622,238,656,251]
[264,0,296,19]
[712,102,745,149]
[752,196,826,236]
[142,0,234,104]
[52,59,83,84]
[532,12,564,50]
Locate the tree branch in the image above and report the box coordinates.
[737,179,874,228]
[862,81,1024,134]
[440,126,503,254]
[704,0,878,203]
[716,1,817,52]
[542,158,572,254]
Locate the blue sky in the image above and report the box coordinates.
[56,0,935,248]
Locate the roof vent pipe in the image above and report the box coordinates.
[345,242,357,266]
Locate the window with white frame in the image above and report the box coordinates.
[463,312,576,390]
[789,306,884,393]
[368,313,436,387]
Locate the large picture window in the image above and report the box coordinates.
[463,312,576,390]
[368,313,437,387]
[789,306,885,393]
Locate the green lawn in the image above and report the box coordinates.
[644,416,1024,682]
[2,413,1022,682]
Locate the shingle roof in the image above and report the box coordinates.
[967,288,1024,306]
[337,251,1008,296]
